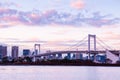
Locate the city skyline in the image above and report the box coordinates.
[0,0,120,52]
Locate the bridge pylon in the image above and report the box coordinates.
[88,34,96,59]
[34,44,40,55]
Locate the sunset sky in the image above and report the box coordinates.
[0,0,120,54]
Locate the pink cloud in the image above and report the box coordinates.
[87,19,111,27]
[0,15,29,27]
[0,7,119,28]
[71,0,85,9]
[42,10,57,18]
[0,7,9,14]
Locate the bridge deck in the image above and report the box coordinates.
[34,50,107,57]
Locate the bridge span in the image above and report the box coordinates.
[34,50,106,57]
[31,34,120,63]
[31,50,120,64]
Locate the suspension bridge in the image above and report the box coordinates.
[32,34,120,64]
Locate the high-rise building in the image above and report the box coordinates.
[12,46,19,59]
[0,45,7,59]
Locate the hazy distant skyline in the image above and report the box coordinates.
[0,0,120,52]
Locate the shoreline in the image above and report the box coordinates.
[0,63,120,67]
[1,59,120,67]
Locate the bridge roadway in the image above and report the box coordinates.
[34,50,107,57]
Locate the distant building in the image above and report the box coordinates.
[23,49,30,56]
[12,46,19,59]
[0,45,7,59]
[95,54,106,63]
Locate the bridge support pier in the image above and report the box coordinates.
[67,53,71,60]
[75,53,83,59]
[33,56,41,62]
[119,51,120,61]
[52,54,56,59]
[34,44,40,55]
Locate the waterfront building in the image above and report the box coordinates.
[95,54,106,63]
[0,45,7,59]
[11,46,19,59]
[23,49,30,56]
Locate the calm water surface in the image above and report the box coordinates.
[0,66,120,80]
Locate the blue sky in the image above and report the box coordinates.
[0,0,120,54]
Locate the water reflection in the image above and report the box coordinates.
[0,66,120,80]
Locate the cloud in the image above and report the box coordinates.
[84,12,120,27]
[70,0,84,9]
[0,7,17,15]
[0,37,47,44]
[0,2,20,8]
[5,40,47,43]
[0,7,119,27]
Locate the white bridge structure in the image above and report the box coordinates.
[106,49,119,63]
[88,34,119,63]
[32,34,120,64]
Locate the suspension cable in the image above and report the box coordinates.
[96,40,107,50]
[64,36,87,50]
[96,37,113,50]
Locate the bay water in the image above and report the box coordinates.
[0,66,119,80]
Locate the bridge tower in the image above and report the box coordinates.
[88,34,96,59]
[34,44,40,55]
